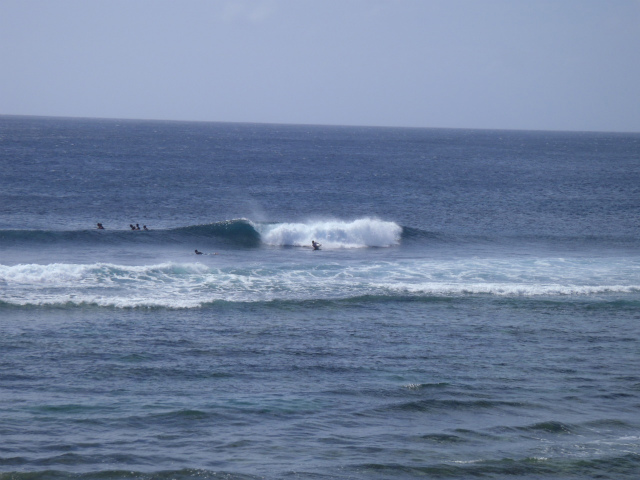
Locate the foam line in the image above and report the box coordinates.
[1,258,638,309]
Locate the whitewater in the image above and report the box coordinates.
[258,218,402,248]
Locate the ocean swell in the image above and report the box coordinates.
[0,218,401,249]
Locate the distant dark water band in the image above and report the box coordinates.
[1,453,639,480]
[1,295,638,312]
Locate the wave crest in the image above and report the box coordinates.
[259,218,402,248]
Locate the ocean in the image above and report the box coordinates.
[0,115,639,479]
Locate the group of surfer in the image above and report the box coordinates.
[130,224,149,231]
[95,223,149,230]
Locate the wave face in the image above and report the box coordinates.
[1,256,637,309]
[0,219,260,247]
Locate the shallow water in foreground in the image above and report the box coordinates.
[2,297,639,479]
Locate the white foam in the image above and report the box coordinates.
[258,218,402,248]
[0,262,209,285]
[1,256,638,309]
[385,282,640,297]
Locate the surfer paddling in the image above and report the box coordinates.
[195,249,218,255]
[96,223,105,229]
[311,240,321,250]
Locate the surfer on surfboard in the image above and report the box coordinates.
[311,240,321,250]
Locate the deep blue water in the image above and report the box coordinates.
[0,115,639,479]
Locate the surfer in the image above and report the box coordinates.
[96,223,104,229]
[311,240,321,250]
[130,224,136,230]
[136,224,141,230]
[143,225,149,231]
[195,249,203,255]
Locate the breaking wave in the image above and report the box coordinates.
[258,218,402,248]
[0,218,402,249]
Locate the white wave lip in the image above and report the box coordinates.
[259,218,402,248]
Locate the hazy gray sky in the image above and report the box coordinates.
[2,0,639,131]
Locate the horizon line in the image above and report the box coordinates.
[1,113,638,135]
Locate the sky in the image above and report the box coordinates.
[1,0,639,132]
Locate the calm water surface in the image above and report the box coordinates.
[0,116,639,479]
